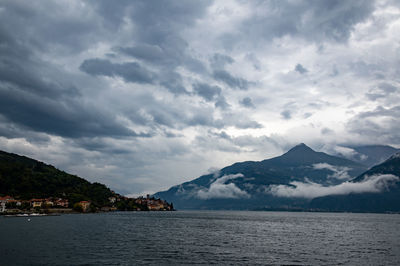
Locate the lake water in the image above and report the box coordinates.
[1,211,400,265]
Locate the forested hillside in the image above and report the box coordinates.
[0,150,113,207]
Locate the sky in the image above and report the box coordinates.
[1,0,400,196]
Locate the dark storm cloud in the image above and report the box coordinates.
[239,97,255,108]
[147,106,187,129]
[80,58,156,84]
[193,134,241,153]
[116,43,207,76]
[215,96,231,110]
[0,17,144,140]
[185,112,224,129]
[159,71,188,95]
[210,53,234,69]
[0,0,380,142]
[120,94,184,129]
[105,0,210,73]
[349,60,385,79]
[295,64,308,74]
[241,0,375,44]
[233,120,263,129]
[347,106,400,143]
[122,94,228,130]
[0,1,109,55]
[117,44,165,64]
[366,92,385,101]
[0,1,160,141]
[184,56,208,74]
[116,43,183,68]
[213,70,252,90]
[0,55,80,100]
[366,83,398,101]
[379,83,397,93]
[135,102,261,130]
[356,106,400,119]
[281,110,292,120]
[192,83,222,101]
[86,51,189,95]
[127,0,211,42]
[214,131,231,140]
[73,138,133,155]
[0,116,51,144]
[100,0,211,95]
[88,0,212,34]
[0,85,149,139]
[0,26,80,100]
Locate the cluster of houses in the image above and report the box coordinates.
[1,194,173,214]
[0,195,77,213]
[135,195,174,211]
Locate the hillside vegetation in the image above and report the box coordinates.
[0,150,113,207]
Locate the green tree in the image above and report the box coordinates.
[73,203,83,212]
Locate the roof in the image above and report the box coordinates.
[0,196,14,201]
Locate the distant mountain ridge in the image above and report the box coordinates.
[155,143,369,210]
[310,152,400,212]
[336,145,400,168]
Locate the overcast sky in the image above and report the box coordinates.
[1,0,400,196]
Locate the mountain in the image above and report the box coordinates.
[0,150,114,207]
[154,143,367,210]
[310,153,400,212]
[340,145,400,168]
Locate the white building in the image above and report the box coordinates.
[0,196,14,212]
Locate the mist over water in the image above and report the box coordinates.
[1,211,400,265]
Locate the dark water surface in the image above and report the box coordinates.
[1,211,400,265]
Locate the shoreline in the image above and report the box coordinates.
[1,208,176,217]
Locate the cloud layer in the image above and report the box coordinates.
[197,173,249,199]
[312,163,352,180]
[268,174,399,199]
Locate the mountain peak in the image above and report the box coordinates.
[277,143,320,162]
[286,143,314,154]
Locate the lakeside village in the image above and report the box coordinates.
[0,194,174,215]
